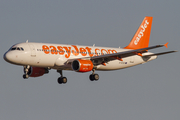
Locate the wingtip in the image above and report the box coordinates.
[164,42,169,48]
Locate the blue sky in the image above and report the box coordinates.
[0,0,180,120]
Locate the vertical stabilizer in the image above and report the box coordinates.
[124,17,153,49]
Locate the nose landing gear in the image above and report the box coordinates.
[23,65,30,79]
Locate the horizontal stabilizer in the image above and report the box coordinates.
[143,51,177,57]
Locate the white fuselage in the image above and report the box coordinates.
[4,42,157,71]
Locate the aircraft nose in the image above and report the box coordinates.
[3,52,7,61]
[3,52,13,63]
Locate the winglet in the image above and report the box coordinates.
[164,42,168,48]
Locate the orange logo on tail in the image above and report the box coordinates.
[124,17,153,50]
[134,20,149,45]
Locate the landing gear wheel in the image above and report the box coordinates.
[57,77,67,84]
[62,77,67,83]
[94,74,99,81]
[57,70,67,84]
[23,65,31,79]
[23,74,29,79]
[89,74,99,81]
[89,74,94,81]
[57,77,63,84]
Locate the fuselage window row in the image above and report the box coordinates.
[37,49,105,55]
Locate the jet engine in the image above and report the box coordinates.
[72,59,93,72]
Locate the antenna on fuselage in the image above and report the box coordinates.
[26,40,28,43]
[93,44,95,47]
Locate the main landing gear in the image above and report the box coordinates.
[89,69,99,81]
[23,65,30,79]
[56,69,99,84]
[57,70,67,84]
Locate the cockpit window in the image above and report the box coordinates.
[11,48,16,50]
[20,47,24,51]
[10,47,24,51]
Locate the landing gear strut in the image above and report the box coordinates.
[57,70,67,84]
[89,69,99,81]
[23,65,30,79]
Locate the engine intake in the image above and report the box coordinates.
[72,59,93,72]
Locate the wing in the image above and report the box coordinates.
[89,43,170,65]
[65,43,176,66]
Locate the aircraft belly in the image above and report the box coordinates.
[96,60,130,70]
[96,56,145,71]
[27,54,56,67]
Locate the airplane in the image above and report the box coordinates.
[3,16,177,84]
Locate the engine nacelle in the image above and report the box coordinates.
[24,67,48,77]
[72,59,93,72]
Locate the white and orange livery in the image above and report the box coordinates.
[4,17,177,84]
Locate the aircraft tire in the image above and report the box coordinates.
[62,77,67,84]
[94,74,99,81]
[89,74,99,81]
[57,77,63,84]
[57,77,67,84]
[23,74,29,79]
[89,74,94,81]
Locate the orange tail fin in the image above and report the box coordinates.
[124,16,153,49]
